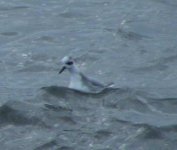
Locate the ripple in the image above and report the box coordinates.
[1,32,18,36]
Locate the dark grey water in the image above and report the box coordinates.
[1,0,177,149]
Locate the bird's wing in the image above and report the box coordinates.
[80,73,105,88]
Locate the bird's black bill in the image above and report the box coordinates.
[59,66,66,74]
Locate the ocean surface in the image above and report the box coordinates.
[1,0,177,149]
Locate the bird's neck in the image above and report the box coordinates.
[68,65,80,74]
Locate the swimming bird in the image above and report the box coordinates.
[59,56,113,93]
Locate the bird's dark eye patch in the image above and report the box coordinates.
[66,61,73,65]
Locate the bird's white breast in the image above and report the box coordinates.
[69,73,89,92]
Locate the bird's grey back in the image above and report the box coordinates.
[80,73,105,92]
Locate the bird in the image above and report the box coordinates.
[59,56,113,93]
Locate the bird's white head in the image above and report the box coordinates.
[59,56,76,74]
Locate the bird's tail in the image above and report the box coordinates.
[105,82,115,88]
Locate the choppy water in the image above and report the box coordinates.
[1,0,177,149]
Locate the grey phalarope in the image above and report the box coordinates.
[59,56,113,93]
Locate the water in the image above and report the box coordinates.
[0,0,177,149]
